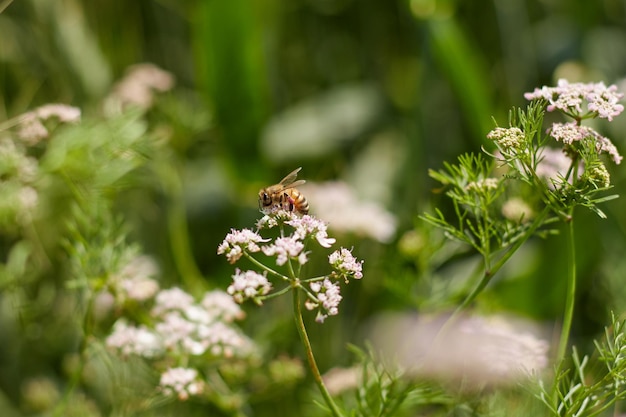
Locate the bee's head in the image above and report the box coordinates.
[258,189,272,208]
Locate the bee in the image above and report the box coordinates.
[258,167,309,215]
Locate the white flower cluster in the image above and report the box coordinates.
[110,255,160,303]
[105,320,162,358]
[286,214,337,248]
[227,269,272,305]
[305,278,342,323]
[218,211,364,323]
[106,287,256,359]
[525,78,624,121]
[535,147,582,189]
[548,122,622,164]
[159,367,204,401]
[105,63,175,112]
[328,248,363,281]
[370,312,550,386]
[16,104,81,145]
[524,79,624,175]
[217,228,269,264]
[262,236,307,266]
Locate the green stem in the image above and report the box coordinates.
[556,215,577,365]
[453,205,551,316]
[243,252,289,281]
[292,286,344,417]
[259,284,292,300]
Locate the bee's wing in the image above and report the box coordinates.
[278,167,306,188]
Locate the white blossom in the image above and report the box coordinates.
[308,278,342,323]
[159,367,204,401]
[105,320,162,358]
[329,248,363,281]
[525,78,624,120]
[105,63,175,111]
[114,256,160,302]
[227,269,272,304]
[217,228,269,264]
[16,104,81,145]
[285,214,336,248]
[201,290,245,322]
[370,312,550,386]
[261,236,306,266]
[536,147,580,188]
[151,287,195,317]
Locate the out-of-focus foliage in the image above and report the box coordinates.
[2,0,626,415]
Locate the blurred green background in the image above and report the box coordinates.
[2,0,626,415]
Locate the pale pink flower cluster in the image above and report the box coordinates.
[16,104,81,145]
[105,320,162,358]
[525,79,624,121]
[322,366,361,396]
[305,278,343,323]
[329,248,363,281]
[112,255,160,302]
[201,290,246,321]
[535,147,580,188]
[227,269,272,304]
[151,288,254,357]
[255,210,297,229]
[286,215,336,248]
[370,312,550,386]
[218,212,364,323]
[159,367,204,401]
[525,79,623,178]
[548,122,622,164]
[105,63,175,111]
[106,287,255,359]
[217,228,269,264]
[262,236,307,265]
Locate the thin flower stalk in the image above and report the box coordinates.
[293,286,345,417]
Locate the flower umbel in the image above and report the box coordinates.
[329,248,364,282]
[227,269,272,305]
[525,78,624,121]
[487,127,525,151]
[217,228,269,264]
[523,79,623,192]
[262,236,307,266]
[306,278,343,323]
[286,214,336,248]
[159,367,204,401]
[218,210,364,323]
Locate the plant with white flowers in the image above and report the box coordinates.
[423,79,624,415]
[218,209,364,417]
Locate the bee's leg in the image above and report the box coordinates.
[284,192,295,211]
